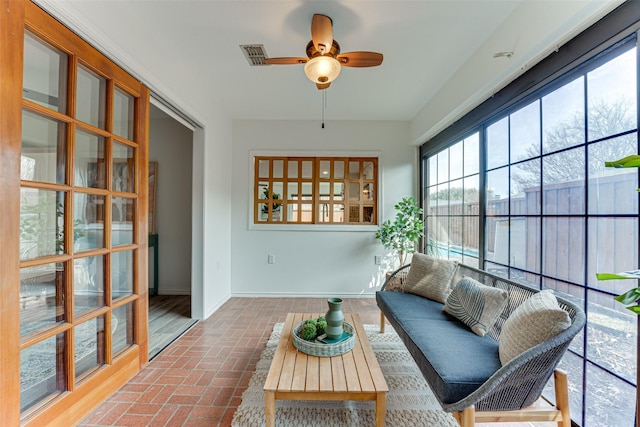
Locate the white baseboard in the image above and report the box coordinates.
[230,292,377,298]
[156,289,192,296]
[204,293,232,320]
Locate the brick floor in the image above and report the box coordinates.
[78,296,550,427]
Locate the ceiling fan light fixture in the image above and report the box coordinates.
[304,55,341,84]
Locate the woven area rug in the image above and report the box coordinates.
[231,322,459,426]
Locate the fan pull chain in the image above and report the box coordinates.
[321,90,326,129]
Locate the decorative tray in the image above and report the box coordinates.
[292,321,355,357]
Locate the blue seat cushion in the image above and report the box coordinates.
[377,291,501,405]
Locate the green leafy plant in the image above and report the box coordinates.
[596,155,640,311]
[261,187,281,215]
[375,196,424,266]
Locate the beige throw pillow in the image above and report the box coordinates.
[499,289,571,365]
[444,276,508,337]
[403,253,458,303]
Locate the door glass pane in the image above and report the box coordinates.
[113,87,134,140]
[542,76,585,153]
[23,32,67,112]
[287,183,298,200]
[542,147,585,214]
[449,142,463,180]
[363,183,374,201]
[349,161,359,179]
[319,182,330,200]
[74,255,105,315]
[76,64,106,129]
[587,47,637,141]
[301,182,312,199]
[20,263,65,337]
[585,363,635,427]
[429,156,438,185]
[511,158,540,215]
[333,204,344,222]
[113,142,135,193]
[287,160,298,178]
[334,161,344,179]
[333,183,344,200]
[319,160,330,178]
[363,206,374,223]
[258,159,269,178]
[318,203,330,222]
[20,333,66,412]
[510,100,540,161]
[349,183,360,201]
[301,161,312,178]
[485,167,508,214]
[113,197,134,246]
[542,217,585,284]
[21,109,66,184]
[75,315,105,380]
[587,217,638,293]
[20,189,64,260]
[486,117,508,169]
[463,133,479,176]
[74,193,105,251]
[75,130,106,188]
[112,250,134,299]
[363,161,374,180]
[273,160,283,178]
[112,303,134,355]
[437,149,449,183]
[588,136,638,215]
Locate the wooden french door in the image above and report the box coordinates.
[0,1,150,425]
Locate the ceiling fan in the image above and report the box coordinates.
[265,14,383,90]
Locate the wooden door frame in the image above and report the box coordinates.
[1,1,150,425]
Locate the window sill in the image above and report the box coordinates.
[249,223,378,232]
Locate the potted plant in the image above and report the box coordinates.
[375,196,424,266]
[261,188,281,220]
[595,154,640,427]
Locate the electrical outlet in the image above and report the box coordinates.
[374,255,382,265]
[268,254,276,264]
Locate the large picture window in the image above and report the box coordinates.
[422,38,638,427]
[254,156,378,225]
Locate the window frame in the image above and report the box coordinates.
[249,151,381,231]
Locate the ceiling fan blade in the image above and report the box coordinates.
[311,14,333,55]
[316,82,331,90]
[337,52,383,67]
[264,57,308,65]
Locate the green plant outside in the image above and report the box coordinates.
[597,154,640,314]
[375,196,424,266]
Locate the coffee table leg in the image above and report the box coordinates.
[376,392,387,427]
[265,391,275,427]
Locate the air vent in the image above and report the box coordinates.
[240,44,269,66]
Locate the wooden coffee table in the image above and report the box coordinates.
[264,312,388,427]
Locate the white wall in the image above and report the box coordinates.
[149,106,193,295]
[231,120,415,297]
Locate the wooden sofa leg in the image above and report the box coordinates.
[456,406,475,427]
[554,369,571,427]
[379,311,385,333]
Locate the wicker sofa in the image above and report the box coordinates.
[376,256,586,427]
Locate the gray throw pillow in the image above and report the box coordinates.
[499,289,571,365]
[444,276,508,337]
[403,253,458,303]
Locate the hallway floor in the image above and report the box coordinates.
[79,297,553,427]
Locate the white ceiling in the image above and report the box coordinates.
[37,1,622,138]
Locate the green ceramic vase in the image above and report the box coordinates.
[325,297,344,340]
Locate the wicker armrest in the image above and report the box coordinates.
[380,264,411,291]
